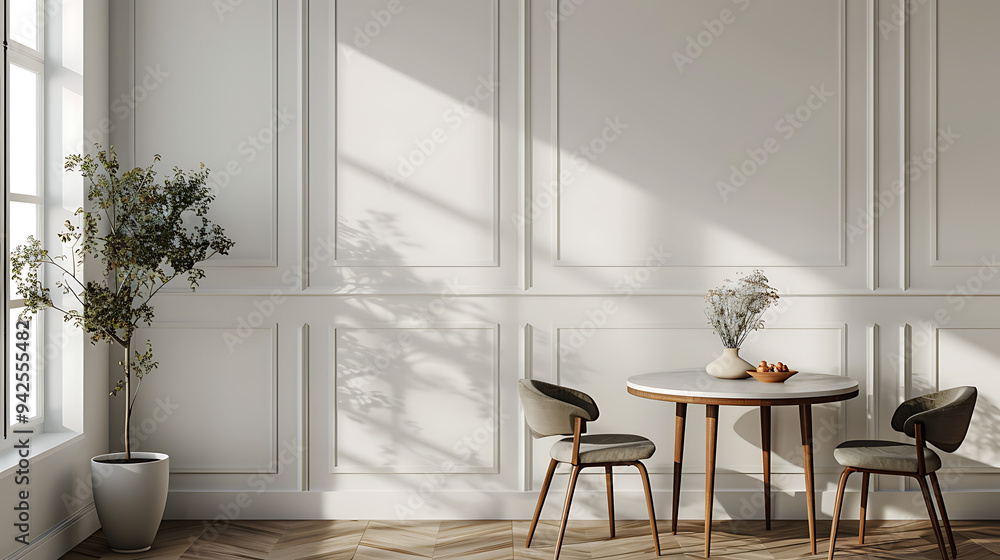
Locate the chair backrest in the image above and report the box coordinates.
[890,386,977,453]
[517,379,600,438]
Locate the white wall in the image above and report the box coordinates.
[106,0,1000,523]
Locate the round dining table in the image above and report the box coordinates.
[627,369,859,558]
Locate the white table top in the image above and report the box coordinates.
[627,369,859,403]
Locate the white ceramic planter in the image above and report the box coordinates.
[706,348,753,379]
[91,452,169,553]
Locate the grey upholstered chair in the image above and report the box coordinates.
[828,386,977,560]
[518,379,660,560]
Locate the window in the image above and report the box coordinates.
[5,0,45,434]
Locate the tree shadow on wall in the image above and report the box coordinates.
[332,211,497,474]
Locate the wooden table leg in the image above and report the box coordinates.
[799,404,816,556]
[760,405,771,531]
[705,404,720,558]
[672,402,687,535]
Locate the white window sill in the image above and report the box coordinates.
[0,431,85,479]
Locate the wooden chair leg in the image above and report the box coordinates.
[526,458,558,548]
[605,465,615,538]
[859,472,870,545]
[827,467,853,560]
[635,461,661,556]
[930,473,957,559]
[553,465,581,560]
[917,475,949,560]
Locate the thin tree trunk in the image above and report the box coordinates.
[124,337,131,460]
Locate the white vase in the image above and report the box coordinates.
[706,348,753,379]
[91,452,169,553]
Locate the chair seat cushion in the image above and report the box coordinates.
[834,440,941,473]
[550,434,655,464]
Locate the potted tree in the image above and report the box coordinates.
[10,146,234,552]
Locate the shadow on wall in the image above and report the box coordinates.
[333,211,496,473]
[962,394,1000,467]
[731,404,841,469]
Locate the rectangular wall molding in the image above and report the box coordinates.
[132,0,279,267]
[329,324,500,474]
[550,0,848,269]
[133,322,279,474]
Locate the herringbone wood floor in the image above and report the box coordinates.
[61,519,1000,559]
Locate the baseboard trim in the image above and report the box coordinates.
[162,489,1000,522]
[4,503,99,560]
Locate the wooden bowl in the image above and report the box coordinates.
[746,369,798,383]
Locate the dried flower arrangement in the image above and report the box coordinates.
[705,269,779,349]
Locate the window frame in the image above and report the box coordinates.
[5,0,47,437]
[3,0,9,442]
[8,0,42,58]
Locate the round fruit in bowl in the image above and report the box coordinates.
[747,361,798,383]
